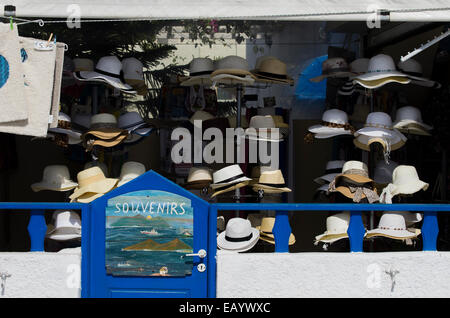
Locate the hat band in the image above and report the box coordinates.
[214,173,245,185]
[320,120,355,134]
[120,120,146,130]
[342,169,369,178]
[379,226,406,231]
[57,120,72,130]
[364,123,392,130]
[225,233,253,242]
[322,67,350,75]
[90,123,118,130]
[256,71,288,80]
[94,68,122,80]
[258,182,287,188]
[53,133,68,148]
[189,70,213,77]
[367,69,397,73]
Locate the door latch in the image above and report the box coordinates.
[185,249,207,259]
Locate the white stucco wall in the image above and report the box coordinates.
[216,250,450,298]
[0,248,81,298]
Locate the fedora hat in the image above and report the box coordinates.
[353,54,410,89]
[184,167,213,189]
[365,211,420,240]
[73,56,136,93]
[256,217,296,245]
[251,57,294,85]
[252,169,291,194]
[310,57,354,83]
[118,111,153,144]
[380,165,429,203]
[315,211,350,244]
[393,106,432,136]
[69,166,118,203]
[307,109,355,140]
[245,115,283,142]
[210,164,251,198]
[211,56,256,85]
[122,57,147,95]
[84,161,108,177]
[118,161,146,187]
[217,217,260,252]
[31,165,78,192]
[48,112,82,144]
[46,210,81,241]
[314,160,346,185]
[73,58,94,72]
[181,58,215,87]
[397,59,441,89]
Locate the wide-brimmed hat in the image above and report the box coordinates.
[48,112,82,144]
[315,211,350,244]
[84,161,108,177]
[397,59,441,89]
[380,165,429,203]
[251,57,293,85]
[211,56,256,85]
[69,166,118,203]
[117,161,146,187]
[353,54,411,89]
[256,217,296,245]
[73,58,94,72]
[73,56,136,93]
[365,211,420,240]
[118,111,153,144]
[122,57,147,95]
[314,160,346,185]
[217,217,260,252]
[184,167,213,189]
[307,109,355,140]
[373,160,398,185]
[393,106,432,136]
[181,58,215,87]
[332,160,373,184]
[252,169,291,193]
[31,165,78,192]
[46,210,81,241]
[310,57,354,83]
[82,113,128,149]
[245,115,283,142]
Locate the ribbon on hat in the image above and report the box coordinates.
[304,120,355,143]
[379,183,397,204]
[328,178,379,203]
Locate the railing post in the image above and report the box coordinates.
[208,206,218,298]
[347,211,365,252]
[422,211,439,251]
[273,210,291,253]
[27,209,46,252]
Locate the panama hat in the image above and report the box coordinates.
[251,57,294,85]
[245,115,283,142]
[309,57,354,83]
[397,59,441,89]
[252,169,291,194]
[46,210,81,241]
[122,57,147,95]
[82,113,128,149]
[84,161,108,177]
[365,212,420,240]
[380,165,429,203]
[184,167,213,189]
[393,106,432,136]
[118,111,153,144]
[315,211,350,244]
[74,56,136,93]
[314,160,346,185]
[211,56,256,85]
[217,217,260,252]
[48,112,82,144]
[210,165,251,197]
[353,54,410,89]
[332,160,373,184]
[307,109,355,140]
[69,166,118,203]
[73,58,94,72]
[373,160,398,185]
[118,161,146,187]
[181,58,215,87]
[31,165,78,192]
[256,217,296,245]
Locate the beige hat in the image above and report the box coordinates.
[69,167,118,203]
[380,165,429,203]
[31,165,78,192]
[393,106,432,136]
[82,113,128,149]
[256,217,296,245]
[251,57,294,85]
[185,167,213,189]
[181,58,215,87]
[189,110,215,127]
[310,57,354,83]
[252,169,291,194]
[245,115,283,142]
[211,55,256,85]
[315,211,350,244]
[118,161,146,187]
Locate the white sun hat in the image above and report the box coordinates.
[118,161,146,187]
[31,165,78,192]
[48,112,82,142]
[245,115,283,142]
[393,106,433,136]
[397,59,441,89]
[84,161,108,177]
[373,160,399,185]
[69,166,118,203]
[314,160,346,185]
[365,211,420,240]
[217,217,260,252]
[211,55,256,85]
[310,57,354,82]
[353,54,411,89]
[380,165,429,203]
[73,56,136,93]
[307,109,355,139]
[181,58,215,87]
[46,210,81,241]
[315,211,350,244]
[118,111,153,144]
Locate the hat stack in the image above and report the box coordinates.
[69,166,118,203]
[184,167,213,190]
[211,56,256,85]
[81,113,129,151]
[181,58,215,87]
[251,57,294,85]
[314,160,346,193]
[315,212,351,247]
[210,165,252,198]
[306,109,354,141]
[257,217,296,245]
[245,115,283,142]
[393,106,432,136]
[252,169,291,194]
[31,165,78,192]
[217,217,260,252]
[118,111,154,144]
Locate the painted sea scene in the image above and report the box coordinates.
[105,190,194,277]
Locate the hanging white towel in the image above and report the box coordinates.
[49,43,65,128]
[0,36,56,137]
[0,23,28,123]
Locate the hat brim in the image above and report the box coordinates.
[245,130,283,142]
[335,173,373,184]
[310,71,356,83]
[31,181,78,192]
[315,232,348,244]
[69,178,118,201]
[390,181,429,197]
[258,231,296,245]
[217,228,260,252]
[252,184,291,193]
[48,128,81,140]
[308,125,353,137]
[393,119,433,131]
[314,173,339,185]
[365,228,420,240]
[46,226,81,241]
[332,185,371,201]
[406,76,441,89]
[316,183,330,192]
[73,192,105,203]
[251,71,294,85]
[211,181,249,198]
[74,71,136,93]
[353,76,411,89]
[353,135,406,152]
[180,76,213,87]
[211,74,255,85]
[355,70,408,81]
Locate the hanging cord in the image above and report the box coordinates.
[0,16,44,26]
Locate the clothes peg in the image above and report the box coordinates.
[46,33,54,47]
[10,16,13,30]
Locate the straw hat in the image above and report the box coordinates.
[365,211,420,240]
[118,111,153,144]
[353,54,411,89]
[118,161,146,187]
[315,211,350,244]
[256,217,296,245]
[82,113,128,149]
[217,217,260,252]
[397,59,441,89]
[46,210,81,241]
[252,169,291,194]
[48,112,82,145]
[333,160,372,184]
[314,160,346,185]
[393,106,432,136]
[211,56,256,85]
[84,161,108,177]
[210,165,251,198]
[69,166,118,203]
[181,58,215,87]
[245,115,283,142]
[251,57,294,85]
[310,57,354,82]
[380,165,429,203]
[184,167,213,189]
[73,58,94,72]
[31,165,78,192]
[307,109,354,139]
